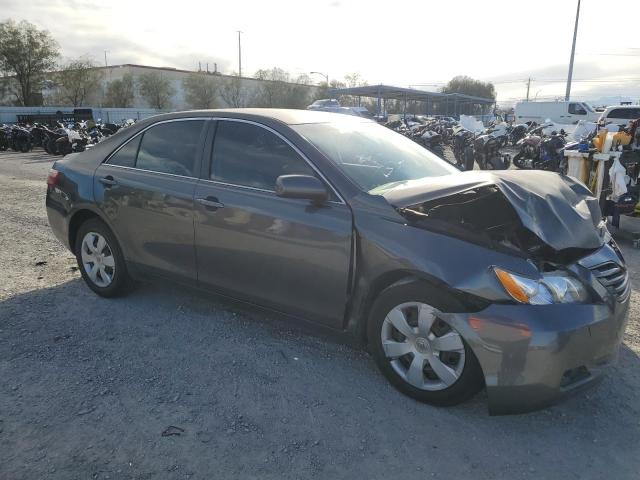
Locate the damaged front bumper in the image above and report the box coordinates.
[446,287,630,415]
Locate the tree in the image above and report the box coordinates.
[0,20,59,106]
[54,57,102,106]
[441,75,496,100]
[103,73,135,107]
[253,68,313,108]
[138,72,175,109]
[219,73,246,108]
[182,73,219,109]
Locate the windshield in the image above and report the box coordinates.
[581,102,595,113]
[292,121,459,192]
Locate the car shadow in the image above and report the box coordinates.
[2,278,639,477]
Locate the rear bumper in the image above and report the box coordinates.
[446,297,630,415]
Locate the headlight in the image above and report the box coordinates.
[494,267,589,304]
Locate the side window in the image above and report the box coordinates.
[108,135,141,167]
[607,109,623,120]
[569,103,586,115]
[616,109,640,120]
[211,121,316,191]
[136,120,205,176]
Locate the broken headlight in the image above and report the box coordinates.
[494,267,589,304]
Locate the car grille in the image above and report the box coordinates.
[590,262,630,302]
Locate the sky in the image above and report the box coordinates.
[2,0,639,105]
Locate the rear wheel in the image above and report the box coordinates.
[75,218,130,297]
[368,283,484,406]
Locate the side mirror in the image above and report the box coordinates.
[275,175,328,204]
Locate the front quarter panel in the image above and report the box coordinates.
[348,193,538,310]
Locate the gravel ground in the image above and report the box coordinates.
[1,149,640,480]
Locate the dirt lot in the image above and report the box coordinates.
[1,150,640,480]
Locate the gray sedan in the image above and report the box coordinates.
[46,109,630,414]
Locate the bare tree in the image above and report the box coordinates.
[138,72,175,109]
[219,74,246,108]
[182,73,219,109]
[0,19,59,106]
[103,73,135,108]
[253,68,313,108]
[54,57,102,106]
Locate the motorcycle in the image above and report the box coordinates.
[9,125,33,153]
[513,127,566,171]
[452,127,475,169]
[470,134,511,170]
[419,129,445,158]
[508,124,528,145]
[0,124,11,151]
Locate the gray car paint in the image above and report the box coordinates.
[45,108,630,414]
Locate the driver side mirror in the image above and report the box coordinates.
[275,175,328,204]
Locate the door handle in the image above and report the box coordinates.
[197,197,225,210]
[99,176,117,187]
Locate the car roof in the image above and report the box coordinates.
[603,105,640,112]
[142,108,370,126]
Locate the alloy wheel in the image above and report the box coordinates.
[80,232,115,288]
[380,302,466,391]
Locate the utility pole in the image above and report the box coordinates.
[104,50,109,68]
[237,31,243,77]
[565,0,581,101]
[525,77,531,101]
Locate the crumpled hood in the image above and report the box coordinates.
[380,170,606,251]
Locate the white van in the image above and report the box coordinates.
[514,101,599,124]
[598,105,640,127]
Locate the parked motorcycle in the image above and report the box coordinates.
[419,129,445,158]
[470,134,511,170]
[9,125,33,153]
[513,126,566,171]
[508,124,528,145]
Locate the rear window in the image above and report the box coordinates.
[108,135,141,168]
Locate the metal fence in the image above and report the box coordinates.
[0,106,166,124]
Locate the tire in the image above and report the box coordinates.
[367,282,484,407]
[512,153,527,169]
[488,156,505,170]
[19,140,31,153]
[75,218,130,297]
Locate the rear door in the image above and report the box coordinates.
[93,119,208,283]
[193,119,353,328]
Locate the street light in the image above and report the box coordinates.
[565,0,581,100]
[236,31,243,77]
[310,71,329,85]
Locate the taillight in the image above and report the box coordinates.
[47,169,61,186]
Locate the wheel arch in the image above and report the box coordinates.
[353,270,489,347]
[68,207,122,255]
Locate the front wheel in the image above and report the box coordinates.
[367,283,484,406]
[75,218,130,297]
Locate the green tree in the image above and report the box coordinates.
[138,72,175,109]
[441,75,496,100]
[183,72,219,109]
[0,19,59,106]
[54,57,102,106]
[103,73,135,107]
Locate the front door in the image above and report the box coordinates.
[194,119,353,327]
[93,119,207,282]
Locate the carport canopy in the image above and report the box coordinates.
[327,84,495,118]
